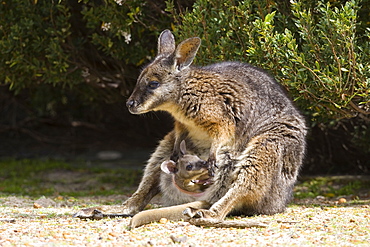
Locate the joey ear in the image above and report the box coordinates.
[161,160,177,174]
[158,29,175,55]
[174,37,201,71]
[179,140,187,156]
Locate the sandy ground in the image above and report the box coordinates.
[0,195,369,246]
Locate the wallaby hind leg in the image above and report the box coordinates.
[74,132,176,219]
[130,201,210,229]
[131,201,268,229]
[184,133,303,221]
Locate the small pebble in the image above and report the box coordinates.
[170,235,188,243]
[147,240,155,246]
[338,198,347,204]
[159,218,168,224]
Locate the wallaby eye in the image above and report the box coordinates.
[147,81,160,90]
[186,164,193,171]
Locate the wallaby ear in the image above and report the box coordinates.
[158,29,175,55]
[161,160,178,174]
[174,37,201,71]
[179,140,187,156]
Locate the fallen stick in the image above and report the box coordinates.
[188,218,268,228]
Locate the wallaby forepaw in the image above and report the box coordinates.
[73,206,133,220]
[73,207,103,220]
[73,208,110,220]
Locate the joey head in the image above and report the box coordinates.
[160,140,212,206]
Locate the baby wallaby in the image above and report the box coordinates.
[130,140,212,228]
[160,140,212,204]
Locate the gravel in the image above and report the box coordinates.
[0,196,369,246]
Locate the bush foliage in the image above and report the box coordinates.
[172,0,369,124]
[0,0,172,118]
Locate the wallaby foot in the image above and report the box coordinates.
[73,205,133,220]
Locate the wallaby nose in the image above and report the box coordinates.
[126,99,137,109]
[200,160,208,168]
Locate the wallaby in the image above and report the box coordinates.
[160,140,212,206]
[74,30,307,227]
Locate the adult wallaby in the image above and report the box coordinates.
[74,30,307,225]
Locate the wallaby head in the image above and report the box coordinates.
[161,140,208,181]
[126,30,201,114]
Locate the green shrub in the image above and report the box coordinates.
[0,2,74,91]
[0,1,172,118]
[173,0,369,124]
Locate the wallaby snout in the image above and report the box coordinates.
[184,159,207,171]
[126,99,137,109]
[126,88,149,114]
[126,97,143,114]
[195,159,207,170]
